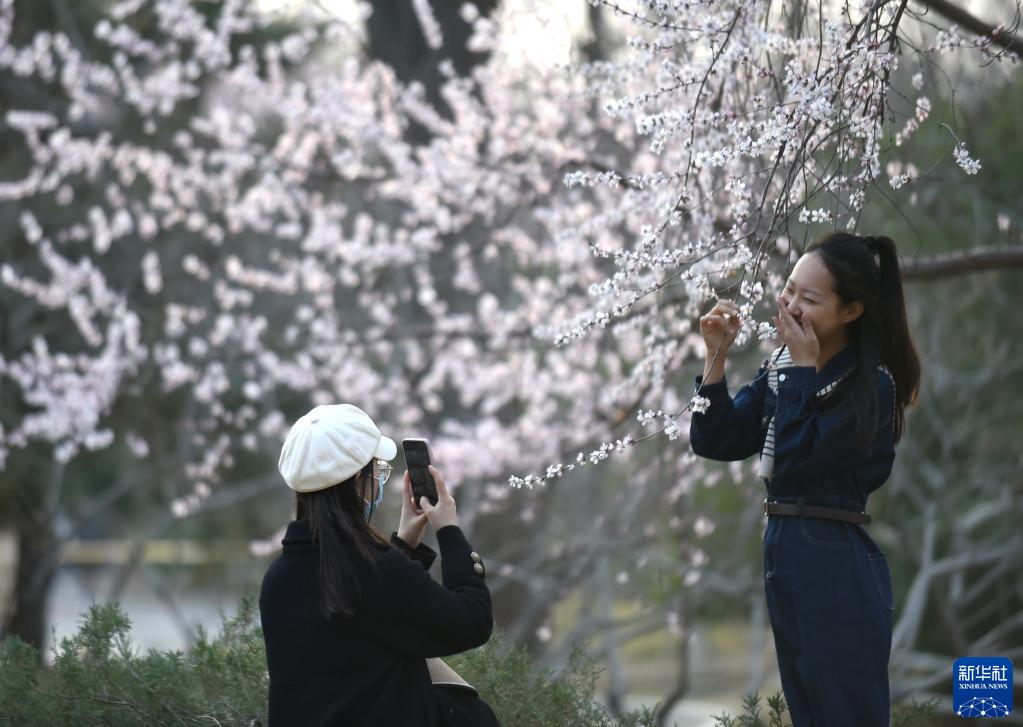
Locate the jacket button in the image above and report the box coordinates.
[779,373,786,382]
[470,551,481,562]
[473,562,485,575]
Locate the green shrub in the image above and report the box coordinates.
[0,597,269,726]
[708,688,943,727]
[0,595,657,726]
[447,634,657,726]
[0,598,943,726]
[709,690,791,727]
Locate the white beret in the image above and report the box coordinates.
[278,404,397,493]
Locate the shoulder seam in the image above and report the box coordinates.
[876,364,896,425]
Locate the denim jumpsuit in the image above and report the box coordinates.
[690,343,897,727]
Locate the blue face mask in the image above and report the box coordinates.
[363,471,386,520]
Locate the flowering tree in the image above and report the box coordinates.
[0,0,651,651]
[1,0,1021,715]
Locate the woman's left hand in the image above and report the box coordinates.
[396,471,429,548]
[773,297,820,367]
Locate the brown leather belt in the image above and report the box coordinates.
[763,498,871,525]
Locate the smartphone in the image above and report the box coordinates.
[402,438,438,507]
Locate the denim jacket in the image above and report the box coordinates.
[689,343,896,508]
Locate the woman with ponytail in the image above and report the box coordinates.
[690,233,921,727]
[259,404,499,726]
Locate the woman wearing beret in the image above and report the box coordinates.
[259,403,499,726]
[690,233,921,727]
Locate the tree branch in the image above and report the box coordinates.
[899,244,1023,280]
[913,0,1023,56]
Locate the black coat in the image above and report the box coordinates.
[259,519,493,727]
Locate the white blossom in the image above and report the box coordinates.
[0,0,1003,592]
[953,142,982,175]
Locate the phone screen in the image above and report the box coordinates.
[402,438,438,506]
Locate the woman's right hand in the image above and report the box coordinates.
[699,299,741,354]
[417,465,458,531]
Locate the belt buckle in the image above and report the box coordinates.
[762,497,769,516]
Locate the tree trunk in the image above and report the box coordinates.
[365,0,498,144]
[2,486,61,653]
[366,0,498,90]
[581,3,611,62]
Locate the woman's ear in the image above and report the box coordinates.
[841,300,864,324]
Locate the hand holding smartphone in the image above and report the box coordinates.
[402,438,438,507]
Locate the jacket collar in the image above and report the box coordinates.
[280,517,389,552]
[282,518,314,546]
[815,343,856,391]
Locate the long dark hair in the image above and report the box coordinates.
[294,460,391,620]
[803,232,921,449]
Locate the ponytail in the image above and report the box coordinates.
[808,233,922,447]
[864,234,921,444]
